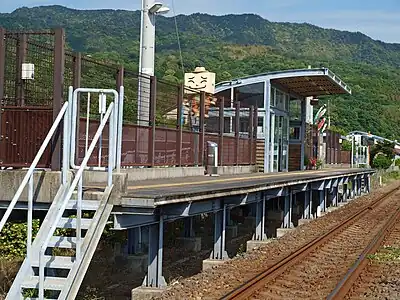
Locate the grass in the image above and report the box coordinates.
[368,246,400,262]
[0,259,22,299]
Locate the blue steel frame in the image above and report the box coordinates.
[112,170,373,289]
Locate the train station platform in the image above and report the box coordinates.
[0,166,375,299]
[122,168,371,206]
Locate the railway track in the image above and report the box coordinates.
[221,185,400,300]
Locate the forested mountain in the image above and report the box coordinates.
[1,5,400,138]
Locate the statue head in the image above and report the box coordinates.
[184,67,216,94]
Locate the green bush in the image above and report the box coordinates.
[372,154,393,170]
[395,159,400,167]
[341,140,352,151]
[0,220,40,259]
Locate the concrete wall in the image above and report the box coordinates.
[121,167,205,183]
[217,165,257,175]
[0,170,71,203]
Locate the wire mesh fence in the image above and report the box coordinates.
[0,27,258,168]
[3,31,55,106]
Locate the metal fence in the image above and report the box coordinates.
[0,29,63,169]
[0,27,257,169]
[305,124,344,165]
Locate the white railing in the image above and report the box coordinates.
[37,98,117,299]
[0,101,71,268]
[69,87,123,171]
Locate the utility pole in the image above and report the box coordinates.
[137,0,169,126]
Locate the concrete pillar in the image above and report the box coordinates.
[203,206,229,270]
[142,217,166,288]
[358,178,362,196]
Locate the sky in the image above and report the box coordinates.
[1,0,399,43]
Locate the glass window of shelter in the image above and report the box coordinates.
[215,88,232,108]
[234,82,265,108]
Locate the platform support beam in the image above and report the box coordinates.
[142,217,166,288]
[253,198,267,241]
[210,206,229,260]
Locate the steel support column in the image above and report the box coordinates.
[303,190,311,219]
[332,187,338,207]
[142,217,166,288]
[358,177,362,196]
[343,184,348,202]
[317,190,324,217]
[367,174,371,193]
[183,217,195,238]
[282,193,292,228]
[226,208,233,226]
[126,227,143,254]
[253,199,266,241]
[210,206,228,260]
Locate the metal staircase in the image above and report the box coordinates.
[0,86,124,300]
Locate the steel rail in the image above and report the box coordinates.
[220,185,400,300]
[327,204,400,299]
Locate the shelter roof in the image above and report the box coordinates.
[215,68,351,97]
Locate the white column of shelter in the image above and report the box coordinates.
[264,79,271,173]
[300,97,307,171]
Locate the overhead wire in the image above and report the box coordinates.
[171,0,185,76]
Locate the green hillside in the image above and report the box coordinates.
[1,5,400,139]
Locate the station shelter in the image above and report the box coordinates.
[211,68,351,172]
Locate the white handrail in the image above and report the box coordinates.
[0,102,70,233]
[38,102,116,300]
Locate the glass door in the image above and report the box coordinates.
[272,114,289,172]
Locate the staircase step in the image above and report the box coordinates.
[31,255,75,269]
[71,190,105,200]
[21,276,67,290]
[57,217,92,230]
[48,236,78,249]
[66,199,100,211]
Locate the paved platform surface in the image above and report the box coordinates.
[123,168,372,206]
